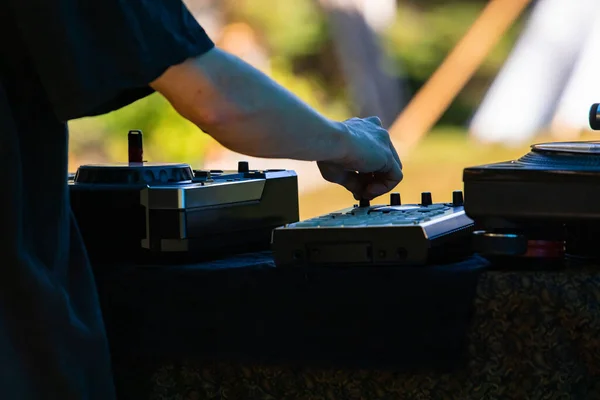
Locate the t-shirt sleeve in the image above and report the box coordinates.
[10,0,215,121]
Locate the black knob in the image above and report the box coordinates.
[421,192,432,206]
[390,192,401,206]
[238,161,249,173]
[590,103,600,130]
[128,130,144,163]
[452,190,464,206]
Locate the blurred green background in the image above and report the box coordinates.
[68,0,548,219]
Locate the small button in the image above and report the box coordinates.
[390,192,401,206]
[452,190,464,206]
[421,192,432,206]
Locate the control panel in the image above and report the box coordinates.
[272,190,474,267]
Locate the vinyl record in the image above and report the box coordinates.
[516,141,600,168]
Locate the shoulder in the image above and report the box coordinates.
[9,0,215,120]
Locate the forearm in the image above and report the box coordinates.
[151,48,353,162]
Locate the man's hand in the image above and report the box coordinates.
[150,48,403,199]
[318,116,403,200]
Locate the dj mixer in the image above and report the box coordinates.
[69,130,299,264]
[271,190,475,267]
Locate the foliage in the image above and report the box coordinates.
[224,0,328,59]
[269,58,351,121]
[381,2,524,125]
[69,0,524,163]
[69,93,212,165]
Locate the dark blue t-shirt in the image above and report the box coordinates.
[0,1,214,398]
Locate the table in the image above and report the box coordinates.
[94,253,600,399]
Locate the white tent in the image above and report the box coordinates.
[469,0,599,144]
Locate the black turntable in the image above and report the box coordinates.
[463,103,600,261]
[69,130,300,264]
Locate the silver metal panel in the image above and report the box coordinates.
[140,179,266,210]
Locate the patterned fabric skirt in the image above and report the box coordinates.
[100,257,600,399]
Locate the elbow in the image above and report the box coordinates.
[150,49,242,132]
[177,97,223,131]
[176,91,239,135]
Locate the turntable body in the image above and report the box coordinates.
[463,141,600,261]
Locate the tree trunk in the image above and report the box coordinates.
[316,0,404,127]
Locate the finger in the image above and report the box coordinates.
[378,151,403,184]
[319,165,366,199]
[365,116,382,127]
[364,171,403,199]
[365,182,390,199]
[338,172,368,200]
[365,168,403,197]
[334,171,374,200]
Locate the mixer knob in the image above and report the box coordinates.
[452,190,464,206]
[421,192,432,206]
[238,161,249,173]
[590,103,600,130]
[390,192,401,206]
[128,130,144,163]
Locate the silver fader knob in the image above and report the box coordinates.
[390,192,401,206]
[421,192,432,206]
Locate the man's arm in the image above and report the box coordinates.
[151,47,403,199]
[11,0,401,199]
[150,48,354,164]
